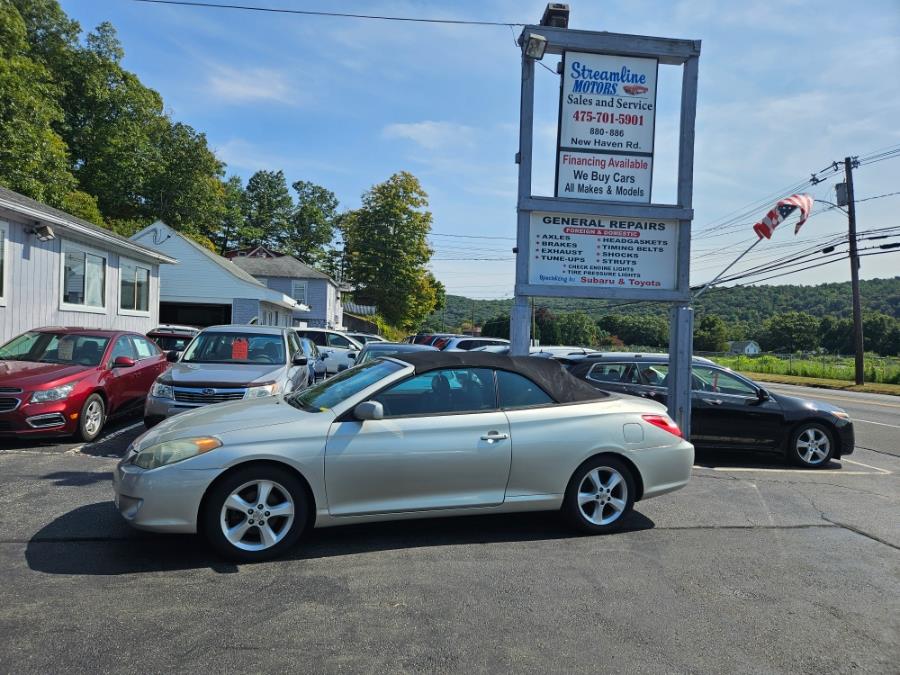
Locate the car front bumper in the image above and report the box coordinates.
[113,456,223,533]
[835,420,855,457]
[0,398,80,437]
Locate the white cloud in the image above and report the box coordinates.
[214,138,346,175]
[206,65,299,105]
[383,121,477,151]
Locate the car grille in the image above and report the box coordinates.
[0,421,11,430]
[0,387,22,394]
[173,387,246,405]
[0,397,21,413]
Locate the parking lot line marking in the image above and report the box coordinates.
[853,418,900,429]
[841,458,893,474]
[767,387,900,410]
[692,464,891,475]
[66,421,144,455]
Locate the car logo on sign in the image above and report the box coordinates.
[623,84,648,95]
[202,388,215,395]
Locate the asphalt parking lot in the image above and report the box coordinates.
[1,387,898,673]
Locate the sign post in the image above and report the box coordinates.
[511,25,700,438]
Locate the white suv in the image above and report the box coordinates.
[441,337,510,351]
[294,328,362,374]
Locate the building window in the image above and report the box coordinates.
[119,257,151,314]
[0,222,7,305]
[292,280,308,306]
[61,241,106,312]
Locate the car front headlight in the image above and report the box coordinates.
[133,437,221,470]
[244,383,279,399]
[31,382,77,403]
[831,410,850,420]
[150,381,174,399]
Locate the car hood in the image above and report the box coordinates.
[0,360,91,389]
[160,362,284,387]
[134,395,331,450]
[771,391,846,415]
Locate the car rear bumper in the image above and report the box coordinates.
[628,440,695,500]
[113,458,223,533]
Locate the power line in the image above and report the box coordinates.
[129,0,525,26]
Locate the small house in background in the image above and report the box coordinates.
[131,223,300,327]
[229,247,343,329]
[0,186,176,344]
[727,340,761,355]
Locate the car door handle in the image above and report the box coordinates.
[702,398,723,406]
[480,431,509,442]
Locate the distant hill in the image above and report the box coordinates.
[427,277,900,330]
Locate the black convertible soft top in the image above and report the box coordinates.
[390,351,610,404]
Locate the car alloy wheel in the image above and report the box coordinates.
[564,456,635,533]
[791,423,834,468]
[578,466,628,526]
[220,479,295,552]
[203,465,308,562]
[77,394,105,442]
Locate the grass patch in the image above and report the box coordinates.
[736,371,900,396]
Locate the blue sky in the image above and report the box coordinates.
[62,0,900,298]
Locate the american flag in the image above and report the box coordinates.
[752,194,814,239]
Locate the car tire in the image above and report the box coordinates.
[76,394,106,442]
[563,455,635,534]
[789,422,835,468]
[201,464,309,563]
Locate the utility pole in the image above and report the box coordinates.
[530,297,536,347]
[844,157,865,385]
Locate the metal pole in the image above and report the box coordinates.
[845,157,864,385]
[693,238,762,299]
[510,47,535,356]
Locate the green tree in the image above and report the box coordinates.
[481,313,510,339]
[534,306,561,345]
[863,312,900,356]
[694,315,728,352]
[761,311,820,352]
[343,171,437,329]
[819,315,852,354]
[280,180,338,265]
[0,2,74,205]
[241,170,293,248]
[557,311,598,347]
[215,175,245,253]
[144,121,225,238]
[61,190,105,225]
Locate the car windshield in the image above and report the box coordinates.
[0,331,110,367]
[151,335,193,351]
[182,332,285,365]
[286,359,404,412]
[357,347,415,365]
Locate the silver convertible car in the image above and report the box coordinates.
[114,352,694,561]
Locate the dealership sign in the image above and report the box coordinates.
[555,52,658,203]
[528,211,679,290]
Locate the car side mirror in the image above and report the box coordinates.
[354,401,384,421]
[112,356,135,368]
[320,352,329,359]
[348,352,357,360]
[757,388,770,401]
[166,350,181,363]
[292,353,308,366]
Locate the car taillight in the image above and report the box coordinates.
[641,414,682,438]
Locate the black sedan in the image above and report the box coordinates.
[564,353,854,468]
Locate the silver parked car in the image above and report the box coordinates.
[116,352,694,562]
[144,325,313,427]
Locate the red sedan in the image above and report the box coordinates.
[0,328,167,441]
